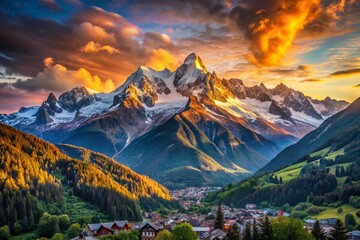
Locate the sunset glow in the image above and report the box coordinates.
[0,0,359,113]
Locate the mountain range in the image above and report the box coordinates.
[0,53,349,187]
[207,97,360,208]
[258,96,360,174]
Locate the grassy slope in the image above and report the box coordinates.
[258,97,360,174]
[208,144,360,219]
[10,232,36,240]
[313,205,360,222]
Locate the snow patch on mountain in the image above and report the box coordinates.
[289,108,323,127]
[0,106,39,126]
[79,92,116,118]
[214,97,258,121]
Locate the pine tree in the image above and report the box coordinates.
[311,220,326,240]
[335,167,340,177]
[279,177,283,184]
[259,215,273,240]
[345,177,352,184]
[226,224,241,240]
[330,219,349,240]
[252,219,260,240]
[215,205,224,230]
[345,214,356,231]
[340,167,346,177]
[268,176,274,183]
[243,222,252,240]
[274,176,279,184]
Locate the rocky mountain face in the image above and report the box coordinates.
[308,96,350,117]
[258,97,360,174]
[0,53,349,187]
[206,98,360,209]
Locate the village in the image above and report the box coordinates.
[72,187,360,240]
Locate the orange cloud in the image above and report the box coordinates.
[121,26,141,37]
[246,0,321,66]
[146,49,178,71]
[14,58,115,93]
[43,57,55,68]
[231,0,355,67]
[72,22,116,43]
[80,41,120,54]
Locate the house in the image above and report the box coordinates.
[190,218,202,227]
[224,220,237,231]
[320,218,337,226]
[85,221,130,237]
[140,222,163,240]
[72,231,98,240]
[246,204,257,210]
[193,226,211,240]
[349,230,360,240]
[277,210,285,216]
[210,229,226,240]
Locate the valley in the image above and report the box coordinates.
[1,1,360,239]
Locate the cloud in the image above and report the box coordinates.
[353,84,360,88]
[300,78,323,82]
[13,59,115,93]
[146,49,179,71]
[298,65,312,72]
[329,68,360,77]
[38,0,61,12]
[72,22,117,44]
[69,6,140,34]
[230,0,323,66]
[129,0,230,25]
[297,64,313,77]
[43,57,55,68]
[80,41,120,54]
[0,83,50,113]
[143,32,174,49]
[0,7,178,86]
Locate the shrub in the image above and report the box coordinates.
[356,210,360,218]
[0,225,11,240]
[307,206,320,215]
[291,211,308,219]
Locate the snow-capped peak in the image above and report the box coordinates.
[184,53,207,72]
[85,87,99,94]
[174,53,209,87]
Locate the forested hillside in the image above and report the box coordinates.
[258,97,360,174]
[206,131,360,219]
[57,144,178,211]
[0,123,173,233]
[207,98,360,218]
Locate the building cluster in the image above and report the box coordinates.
[170,187,221,209]
[71,188,354,240]
[72,204,292,240]
[305,218,360,239]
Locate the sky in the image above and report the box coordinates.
[0,0,359,113]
